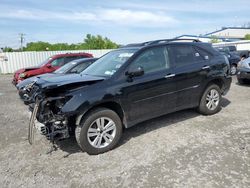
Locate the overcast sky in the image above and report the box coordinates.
[0,0,250,48]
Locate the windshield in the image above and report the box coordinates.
[54,61,78,74]
[37,57,52,67]
[82,49,136,77]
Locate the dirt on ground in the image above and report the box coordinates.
[0,75,249,188]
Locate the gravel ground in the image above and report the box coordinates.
[0,75,249,188]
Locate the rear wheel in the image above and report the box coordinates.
[75,108,123,155]
[198,84,221,115]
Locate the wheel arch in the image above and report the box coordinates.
[199,78,224,102]
[75,101,127,128]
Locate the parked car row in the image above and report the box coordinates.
[12,52,93,85]
[214,45,249,60]
[17,58,98,104]
[14,39,232,155]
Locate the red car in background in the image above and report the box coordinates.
[12,53,93,85]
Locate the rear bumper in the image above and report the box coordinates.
[221,76,232,96]
[237,68,250,80]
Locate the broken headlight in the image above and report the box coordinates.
[19,73,26,78]
[53,96,72,112]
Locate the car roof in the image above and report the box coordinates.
[51,52,93,58]
[72,58,98,64]
[118,39,216,54]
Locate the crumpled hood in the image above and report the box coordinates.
[35,74,105,89]
[16,73,55,89]
[15,66,40,74]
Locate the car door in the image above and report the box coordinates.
[168,44,211,109]
[120,46,178,125]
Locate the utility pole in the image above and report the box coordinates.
[19,33,25,51]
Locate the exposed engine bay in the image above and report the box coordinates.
[26,75,104,145]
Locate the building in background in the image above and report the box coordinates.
[175,27,250,42]
[174,35,215,42]
[204,27,250,40]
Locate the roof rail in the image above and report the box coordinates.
[122,38,201,48]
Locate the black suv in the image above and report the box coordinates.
[26,39,232,155]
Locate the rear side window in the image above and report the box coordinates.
[169,45,204,67]
[194,47,212,60]
[129,46,171,74]
[69,62,93,73]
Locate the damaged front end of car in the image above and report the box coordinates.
[28,92,74,145]
[27,77,105,146]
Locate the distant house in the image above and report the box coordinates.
[204,27,250,40]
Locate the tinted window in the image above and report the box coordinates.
[129,46,170,74]
[194,47,211,60]
[65,56,81,63]
[170,45,203,67]
[54,61,78,73]
[69,62,93,73]
[51,57,65,67]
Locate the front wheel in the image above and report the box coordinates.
[75,108,123,155]
[198,84,222,115]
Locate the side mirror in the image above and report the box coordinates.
[126,66,144,78]
[46,64,52,68]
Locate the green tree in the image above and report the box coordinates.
[244,34,250,40]
[21,34,119,51]
[24,41,52,51]
[2,47,13,52]
[210,36,220,43]
[84,34,118,49]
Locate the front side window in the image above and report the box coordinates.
[51,57,65,67]
[129,46,170,74]
[82,49,136,77]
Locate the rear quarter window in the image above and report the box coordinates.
[194,46,212,60]
[169,45,205,67]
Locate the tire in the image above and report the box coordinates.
[75,108,123,155]
[198,84,222,115]
[230,65,237,75]
[237,78,245,85]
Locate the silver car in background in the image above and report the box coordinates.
[237,57,250,84]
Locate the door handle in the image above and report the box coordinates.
[202,65,210,70]
[165,74,175,78]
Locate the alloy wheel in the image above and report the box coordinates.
[87,117,116,148]
[206,89,220,110]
